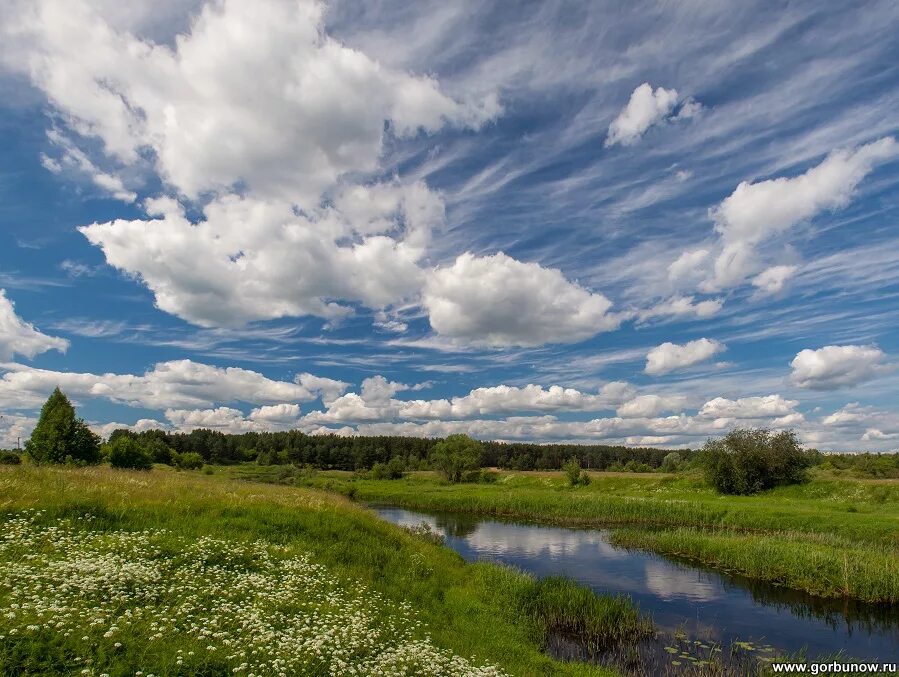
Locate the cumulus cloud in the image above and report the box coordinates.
[616,394,688,418]
[605,83,683,147]
[704,137,898,291]
[6,0,506,334]
[698,394,799,419]
[667,249,710,281]
[0,412,37,448]
[790,345,887,389]
[81,185,443,327]
[638,295,723,322]
[399,381,634,420]
[423,252,620,347]
[0,289,69,360]
[7,0,499,202]
[752,265,797,294]
[91,418,168,440]
[645,338,724,375]
[0,359,345,410]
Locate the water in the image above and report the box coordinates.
[372,506,899,667]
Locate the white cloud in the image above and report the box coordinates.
[704,137,898,290]
[752,265,797,294]
[81,185,442,327]
[638,295,723,322]
[0,289,69,360]
[605,83,681,147]
[667,249,710,281]
[7,0,499,203]
[698,394,799,419]
[91,418,168,440]
[0,413,36,448]
[0,359,344,410]
[645,338,724,375]
[790,345,887,390]
[423,252,620,347]
[616,394,688,418]
[399,381,634,420]
[40,128,136,202]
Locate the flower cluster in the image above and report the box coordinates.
[0,510,505,676]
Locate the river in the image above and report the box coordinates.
[373,505,899,672]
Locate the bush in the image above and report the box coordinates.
[369,456,406,480]
[107,437,153,470]
[0,451,21,465]
[142,437,175,465]
[700,428,813,495]
[562,456,590,486]
[173,451,205,470]
[430,434,483,483]
[660,452,683,473]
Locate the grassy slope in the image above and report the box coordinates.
[0,465,622,677]
[288,469,899,603]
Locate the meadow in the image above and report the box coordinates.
[268,468,899,604]
[0,465,654,677]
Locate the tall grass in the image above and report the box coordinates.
[0,465,644,676]
[609,528,899,604]
[283,469,899,603]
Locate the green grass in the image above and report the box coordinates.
[267,468,899,603]
[0,465,644,676]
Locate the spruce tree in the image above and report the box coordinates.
[25,388,101,465]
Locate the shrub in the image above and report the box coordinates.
[562,456,590,486]
[142,437,175,465]
[700,428,813,495]
[369,456,405,480]
[0,451,21,465]
[107,437,153,470]
[660,451,683,473]
[173,451,205,470]
[429,434,483,483]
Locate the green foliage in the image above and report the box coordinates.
[0,451,21,465]
[369,456,406,480]
[700,428,812,495]
[173,451,205,470]
[518,576,653,652]
[660,452,683,473]
[820,452,899,479]
[429,434,483,483]
[106,436,153,470]
[24,388,100,465]
[563,456,590,486]
[0,466,622,677]
[142,436,175,464]
[326,469,899,603]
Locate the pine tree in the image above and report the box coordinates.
[25,388,101,465]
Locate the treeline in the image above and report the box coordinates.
[109,427,696,471]
[820,452,899,479]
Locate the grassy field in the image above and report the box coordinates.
[0,465,658,677]
[262,467,899,604]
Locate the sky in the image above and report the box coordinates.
[0,0,898,451]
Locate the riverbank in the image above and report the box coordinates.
[0,465,643,676]
[259,468,899,604]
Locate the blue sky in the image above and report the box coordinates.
[1,0,898,450]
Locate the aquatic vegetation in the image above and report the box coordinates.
[307,470,899,603]
[0,510,505,676]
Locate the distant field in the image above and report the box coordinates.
[245,467,899,604]
[0,465,644,676]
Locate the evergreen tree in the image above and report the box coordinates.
[25,388,101,465]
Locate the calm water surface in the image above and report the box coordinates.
[373,506,899,664]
